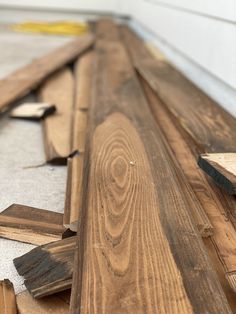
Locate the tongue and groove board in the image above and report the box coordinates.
[0,35,94,113]
[69,21,231,314]
[39,67,74,163]
[0,279,17,314]
[121,27,236,154]
[198,153,236,195]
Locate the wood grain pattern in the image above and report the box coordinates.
[14,236,76,298]
[140,78,236,300]
[0,279,17,314]
[0,204,64,245]
[39,67,74,163]
[121,26,236,153]
[0,35,93,113]
[17,290,70,314]
[69,20,231,314]
[199,153,236,194]
[64,52,93,231]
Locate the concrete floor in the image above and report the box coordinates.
[0,24,74,293]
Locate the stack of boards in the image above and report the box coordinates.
[1,19,236,314]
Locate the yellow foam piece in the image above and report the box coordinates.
[11,21,88,36]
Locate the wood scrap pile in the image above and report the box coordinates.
[1,19,236,313]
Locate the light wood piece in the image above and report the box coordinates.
[10,102,56,120]
[0,279,17,314]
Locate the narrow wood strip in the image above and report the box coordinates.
[10,102,56,120]
[14,237,76,298]
[64,52,93,231]
[0,204,64,245]
[0,35,94,113]
[121,26,236,153]
[0,279,17,314]
[70,20,231,314]
[199,153,236,195]
[140,77,236,293]
[16,290,69,314]
[39,67,74,163]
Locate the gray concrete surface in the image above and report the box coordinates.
[0,24,73,293]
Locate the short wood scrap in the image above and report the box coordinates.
[199,153,236,195]
[69,20,231,314]
[0,279,17,314]
[14,236,76,298]
[64,52,93,231]
[10,102,56,120]
[0,35,94,113]
[16,290,70,314]
[0,204,65,245]
[39,67,74,163]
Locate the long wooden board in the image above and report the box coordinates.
[39,67,74,163]
[141,78,236,296]
[64,52,93,231]
[14,236,76,298]
[0,279,17,314]
[121,26,236,154]
[0,35,93,113]
[69,20,231,314]
[0,204,64,245]
[199,153,236,195]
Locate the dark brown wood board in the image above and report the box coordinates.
[0,204,64,245]
[198,153,236,195]
[0,279,17,314]
[140,78,236,296]
[14,236,76,298]
[39,67,74,163]
[0,35,94,113]
[121,26,236,154]
[69,20,231,314]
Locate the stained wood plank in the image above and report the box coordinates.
[10,102,56,120]
[199,153,236,195]
[0,204,64,245]
[0,279,17,314]
[140,78,236,297]
[0,35,94,113]
[17,290,70,314]
[121,26,236,153]
[69,20,231,314]
[39,67,74,163]
[64,52,93,231]
[14,236,76,298]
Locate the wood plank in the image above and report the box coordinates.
[10,102,56,120]
[14,236,76,298]
[39,67,74,163]
[0,279,17,314]
[0,204,64,245]
[0,35,94,113]
[121,26,236,153]
[64,52,93,231]
[140,77,236,297]
[69,20,231,314]
[17,290,70,314]
[199,153,236,195]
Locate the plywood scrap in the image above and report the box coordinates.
[0,279,17,314]
[0,35,94,113]
[121,26,236,153]
[16,290,70,314]
[140,78,236,298]
[10,102,56,120]
[199,153,236,195]
[14,236,76,298]
[69,20,231,314]
[0,204,64,245]
[39,67,74,164]
[64,52,93,231]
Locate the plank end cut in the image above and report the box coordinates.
[0,279,17,314]
[198,153,236,195]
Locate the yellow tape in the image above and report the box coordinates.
[12,21,88,36]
